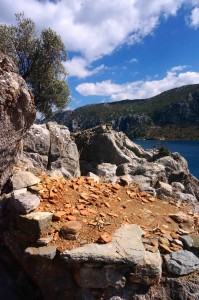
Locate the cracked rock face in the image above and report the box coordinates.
[73,126,199,205]
[61,224,162,288]
[0,54,36,191]
[22,122,80,177]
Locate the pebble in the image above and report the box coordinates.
[62,221,82,234]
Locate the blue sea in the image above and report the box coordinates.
[134,140,199,179]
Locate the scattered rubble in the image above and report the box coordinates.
[0,122,199,299]
[0,169,199,299]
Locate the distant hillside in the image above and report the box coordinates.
[51,84,199,140]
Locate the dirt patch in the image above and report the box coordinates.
[33,174,198,253]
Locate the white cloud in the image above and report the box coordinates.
[76,68,199,100]
[64,57,105,78]
[170,65,188,72]
[189,6,199,27]
[129,58,138,63]
[0,0,197,63]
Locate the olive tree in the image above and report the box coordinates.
[0,13,70,117]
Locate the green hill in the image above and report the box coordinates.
[52,84,199,140]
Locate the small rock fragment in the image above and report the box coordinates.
[25,246,56,260]
[61,221,82,240]
[52,211,66,221]
[98,232,112,243]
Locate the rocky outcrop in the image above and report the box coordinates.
[0,169,199,299]
[20,122,80,178]
[0,53,36,191]
[74,125,151,169]
[73,126,199,206]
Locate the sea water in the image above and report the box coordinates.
[134,140,199,179]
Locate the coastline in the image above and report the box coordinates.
[134,139,199,179]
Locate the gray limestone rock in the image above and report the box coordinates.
[11,171,41,190]
[16,212,52,239]
[20,122,81,178]
[87,172,100,183]
[62,224,145,264]
[25,246,57,260]
[62,224,162,286]
[174,192,197,204]
[117,161,166,185]
[157,155,188,177]
[119,175,135,186]
[74,266,126,289]
[156,181,173,198]
[0,54,35,192]
[179,235,194,249]
[47,122,80,177]
[116,162,141,176]
[164,250,199,275]
[13,188,27,197]
[36,235,54,246]
[23,123,50,156]
[96,163,117,177]
[74,128,150,168]
[129,251,162,286]
[23,152,48,170]
[10,193,40,214]
[190,234,199,249]
[189,234,199,256]
[139,183,157,197]
[131,175,151,186]
[171,182,185,192]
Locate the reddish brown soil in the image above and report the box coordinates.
[33,174,198,253]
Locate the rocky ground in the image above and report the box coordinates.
[0,168,199,299]
[1,52,199,300]
[31,172,198,253]
[0,122,199,299]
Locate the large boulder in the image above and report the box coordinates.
[74,126,199,202]
[47,122,80,177]
[22,122,80,177]
[0,54,36,191]
[62,224,162,287]
[117,161,166,186]
[74,126,151,174]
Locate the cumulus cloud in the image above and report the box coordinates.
[0,0,197,62]
[64,57,105,78]
[189,6,199,27]
[76,68,199,100]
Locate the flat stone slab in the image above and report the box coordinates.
[62,224,162,287]
[164,250,199,275]
[62,224,145,264]
[11,171,40,190]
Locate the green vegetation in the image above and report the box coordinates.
[158,145,171,157]
[70,84,199,121]
[0,13,70,117]
[53,84,199,140]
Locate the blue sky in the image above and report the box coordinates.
[1,0,199,109]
